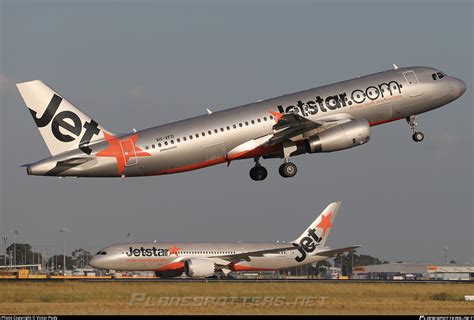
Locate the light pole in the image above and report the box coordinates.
[60,228,68,275]
[11,230,19,267]
[2,235,7,267]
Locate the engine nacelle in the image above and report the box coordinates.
[305,119,371,153]
[184,259,216,277]
[154,270,184,278]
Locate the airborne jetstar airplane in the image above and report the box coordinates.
[90,202,357,278]
[17,65,466,180]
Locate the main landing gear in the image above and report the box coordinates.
[249,158,268,181]
[406,115,424,142]
[249,141,300,180]
[279,141,298,178]
[279,162,297,178]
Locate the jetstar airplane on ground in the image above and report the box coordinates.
[90,201,357,278]
[17,65,466,180]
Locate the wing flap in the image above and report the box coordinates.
[316,245,360,258]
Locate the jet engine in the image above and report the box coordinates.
[305,118,371,153]
[184,259,216,277]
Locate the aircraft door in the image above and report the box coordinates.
[403,71,423,97]
[120,139,138,167]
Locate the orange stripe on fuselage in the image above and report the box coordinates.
[229,263,274,272]
[369,117,403,126]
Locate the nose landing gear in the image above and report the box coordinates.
[406,115,424,142]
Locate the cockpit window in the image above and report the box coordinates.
[432,72,446,81]
[96,251,107,255]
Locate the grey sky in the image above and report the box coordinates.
[0,0,472,264]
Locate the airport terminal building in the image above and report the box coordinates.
[352,264,474,281]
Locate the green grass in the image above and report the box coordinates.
[0,281,472,315]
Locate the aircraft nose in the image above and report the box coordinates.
[89,256,104,269]
[452,77,466,97]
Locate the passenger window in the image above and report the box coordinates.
[152,144,155,148]
[251,120,255,124]
[214,129,218,133]
[208,130,212,135]
[164,141,168,146]
[202,132,205,137]
[145,146,149,150]
[220,128,224,132]
[437,72,445,79]
[226,126,230,130]
[158,143,162,147]
[245,121,249,126]
[233,124,237,129]
[257,118,261,123]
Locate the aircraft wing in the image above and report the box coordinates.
[315,245,360,258]
[227,112,354,158]
[210,245,303,264]
[266,112,354,147]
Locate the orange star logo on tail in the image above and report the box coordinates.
[96,132,151,175]
[316,211,333,237]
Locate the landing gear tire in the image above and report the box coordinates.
[279,162,297,178]
[249,165,268,181]
[412,131,424,142]
[406,115,424,142]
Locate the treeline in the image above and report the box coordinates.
[1,243,92,270]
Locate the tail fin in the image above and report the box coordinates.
[293,201,341,247]
[16,80,110,156]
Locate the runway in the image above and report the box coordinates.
[0,277,472,284]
